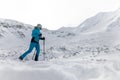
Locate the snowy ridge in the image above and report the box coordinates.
[0,19,32,48]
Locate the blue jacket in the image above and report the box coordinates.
[31,28,41,43]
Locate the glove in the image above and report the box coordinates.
[40,37,45,40]
[42,37,45,40]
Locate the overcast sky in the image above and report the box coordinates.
[0,0,120,30]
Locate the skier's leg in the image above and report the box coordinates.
[19,42,35,60]
[34,44,40,61]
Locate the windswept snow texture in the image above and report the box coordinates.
[1,9,120,80]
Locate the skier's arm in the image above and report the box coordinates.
[31,29,38,38]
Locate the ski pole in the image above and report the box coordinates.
[32,49,36,60]
[43,39,46,60]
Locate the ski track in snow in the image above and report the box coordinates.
[0,48,120,80]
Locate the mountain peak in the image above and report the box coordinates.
[75,8,120,34]
[0,18,32,29]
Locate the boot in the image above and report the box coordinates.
[34,55,39,61]
[19,56,23,60]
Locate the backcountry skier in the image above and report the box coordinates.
[19,24,45,61]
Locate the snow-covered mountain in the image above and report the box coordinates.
[76,8,120,33]
[1,9,120,80]
[71,8,120,48]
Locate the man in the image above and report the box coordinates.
[19,24,45,61]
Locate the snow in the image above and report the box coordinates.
[0,52,120,80]
[1,8,120,80]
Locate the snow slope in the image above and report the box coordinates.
[0,8,120,80]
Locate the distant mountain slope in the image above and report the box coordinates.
[75,9,120,33]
